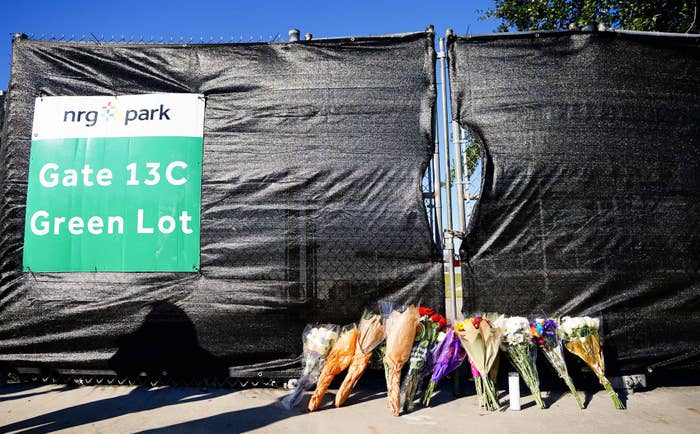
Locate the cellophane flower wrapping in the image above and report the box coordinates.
[531,318,584,409]
[281,324,339,410]
[381,301,420,416]
[308,324,359,411]
[400,307,445,412]
[419,329,445,387]
[560,316,625,410]
[335,311,385,408]
[455,314,503,411]
[497,316,546,409]
[421,327,466,406]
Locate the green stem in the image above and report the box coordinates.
[603,381,626,410]
[482,377,500,411]
[509,347,545,408]
[564,376,585,409]
[474,376,485,407]
[530,384,546,409]
[403,370,422,412]
[422,381,436,407]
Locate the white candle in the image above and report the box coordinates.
[509,372,521,411]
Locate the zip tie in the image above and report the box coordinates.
[444,229,466,238]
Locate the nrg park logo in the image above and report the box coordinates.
[62,100,171,127]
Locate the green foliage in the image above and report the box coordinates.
[480,0,698,33]
[463,134,481,173]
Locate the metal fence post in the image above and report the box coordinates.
[432,107,444,250]
[438,34,457,322]
[440,29,465,397]
[427,25,444,252]
[453,121,467,234]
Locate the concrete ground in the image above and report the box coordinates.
[1,380,698,433]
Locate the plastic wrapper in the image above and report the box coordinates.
[308,324,358,411]
[561,316,625,410]
[531,318,583,409]
[496,316,545,409]
[400,307,444,412]
[280,324,339,410]
[422,327,466,406]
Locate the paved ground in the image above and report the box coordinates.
[1,380,698,433]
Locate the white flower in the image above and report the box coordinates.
[306,327,338,354]
[560,316,577,337]
[501,316,531,345]
[560,316,600,338]
[505,316,530,335]
[584,317,600,330]
[436,331,447,344]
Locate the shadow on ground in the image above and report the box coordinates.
[0,383,73,403]
[0,386,232,434]
[138,387,387,433]
[138,401,294,433]
[0,382,389,433]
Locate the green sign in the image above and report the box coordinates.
[23,94,205,272]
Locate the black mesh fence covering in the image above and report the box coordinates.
[450,31,700,374]
[0,32,442,377]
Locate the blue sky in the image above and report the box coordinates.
[1,0,497,86]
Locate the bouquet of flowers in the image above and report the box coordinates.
[308,324,359,411]
[400,307,446,412]
[382,303,420,416]
[281,324,339,410]
[497,316,546,409]
[560,316,625,410]
[455,315,503,411]
[531,318,584,409]
[421,327,466,406]
[335,312,385,407]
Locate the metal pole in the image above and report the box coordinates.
[452,120,467,233]
[428,25,443,250]
[432,106,443,248]
[438,35,457,322]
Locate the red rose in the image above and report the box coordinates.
[418,307,435,317]
[431,313,447,329]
